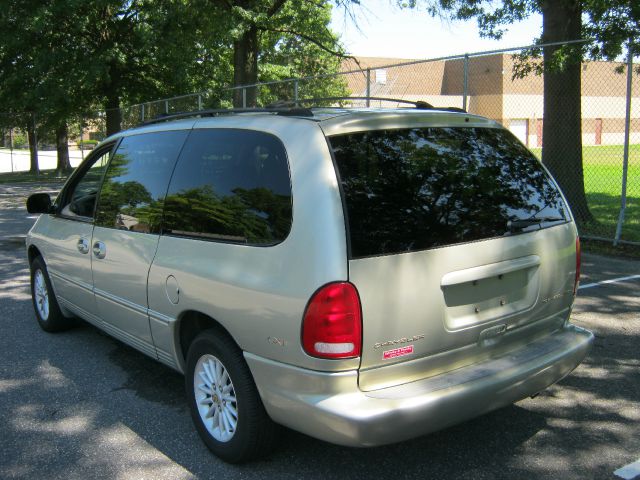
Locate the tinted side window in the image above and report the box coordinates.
[330,127,568,258]
[162,129,292,245]
[95,131,188,233]
[59,146,112,219]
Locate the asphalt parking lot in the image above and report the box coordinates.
[0,183,639,480]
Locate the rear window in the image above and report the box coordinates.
[329,127,568,258]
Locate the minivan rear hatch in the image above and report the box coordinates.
[327,125,578,391]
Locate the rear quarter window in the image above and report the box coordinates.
[329,127,568,258]
[161,129,292,245]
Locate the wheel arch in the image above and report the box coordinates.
[176,310,238,371]
[27,244,43,266]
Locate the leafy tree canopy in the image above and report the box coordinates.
[0,0,348,134]
[405,0,640,60]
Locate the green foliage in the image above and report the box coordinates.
[583,0,640,60]
[78,139,99,147]
[0,0,349,129]
[10,131,28,149]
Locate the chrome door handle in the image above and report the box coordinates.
[77,238,90,254]
[92,241,106,259]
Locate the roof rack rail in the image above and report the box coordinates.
[436,106,467,113]
[139,106,314,126]
[267,97,435,109]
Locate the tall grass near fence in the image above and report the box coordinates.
[531,145,640,242]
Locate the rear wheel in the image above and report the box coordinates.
[185,330,279,463]
[30,256,74,332]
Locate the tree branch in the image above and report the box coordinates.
[266,27,359,63]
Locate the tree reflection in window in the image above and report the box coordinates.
[95,131,188,233]
[330,127,568,258]
[162,129,292,245]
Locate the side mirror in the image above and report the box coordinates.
[26,193,53,214]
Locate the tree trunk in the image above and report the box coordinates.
[540,0,593,223]
[105,91,122,137]
[233,26,259,108]
[27,117,39,175]
[55,123,72,175]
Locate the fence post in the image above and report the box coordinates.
[366,69,371,107]
[463,53,469,111]
[9,127,14,173]
[79,119,84,160]
[613,42,633,246]
[32,112,39,176]
[164,100,169,114]
[198,94,203,111]
[242,88,247,108]
[141,104,145,123]
[294,80,299,106]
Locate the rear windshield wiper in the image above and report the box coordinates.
[508,216,566,232]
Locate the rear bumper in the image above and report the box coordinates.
[245,324,593,447]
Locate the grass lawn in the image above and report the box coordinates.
[530,144,640,243]
[0,169,69,184]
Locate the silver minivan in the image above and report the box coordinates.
[26,106,593,463]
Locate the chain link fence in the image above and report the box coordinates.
[1,42,637,245]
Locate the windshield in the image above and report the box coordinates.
[329,126,569,258]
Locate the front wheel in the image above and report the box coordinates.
[185,330,279,463]
[30,256,74,332]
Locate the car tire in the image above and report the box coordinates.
[30,256,74,332]
[185,330,280,463]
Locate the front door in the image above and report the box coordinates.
[43,144,113,322]
[90,130,189,356]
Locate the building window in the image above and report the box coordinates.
[595,118,603,145]
[375,69,387,85]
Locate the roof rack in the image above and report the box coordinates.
[268,97,468,113]
[138,97,468,127]
[139,106,314,126]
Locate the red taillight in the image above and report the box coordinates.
[574,236,581,295]
[302,282,362,359]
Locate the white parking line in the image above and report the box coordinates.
[614,459,640,480]
[578,274,640,290]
